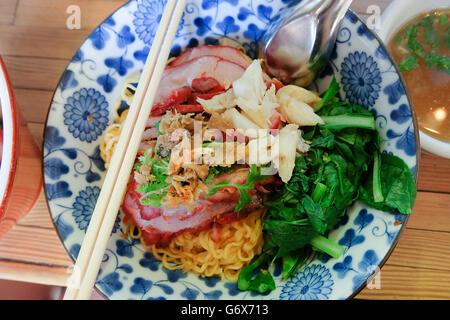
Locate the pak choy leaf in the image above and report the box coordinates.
[309,234,344,259]
[317,101,373,117]
[321,114,376,131]
[263,217,317,257]
[281,246,312,279]
[237,253,275,293]
[242,77,416,293]
[315,77,340,112]
[358,152,417,214]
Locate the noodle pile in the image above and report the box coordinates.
[100,109,128,169]
[131,210,264,281]
[100,77,265,282]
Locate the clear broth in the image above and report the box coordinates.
[388,9,450,142]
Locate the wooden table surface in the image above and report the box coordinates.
[1,0,449,300]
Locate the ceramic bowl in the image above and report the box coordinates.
[0,57,42,237]
[43,0,419,300]
[379,0,450,158]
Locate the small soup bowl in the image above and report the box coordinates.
[379,0,450,158]
[0,57,43,238]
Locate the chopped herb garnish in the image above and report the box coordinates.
[398,55,419,72]
[206,164,270,212]
[154,121,163,135]
[202,141,239,148]
[138,150,153,166]
[135,149,170,207]
[204,165,236,183]
[425,53,450,74]
[396,13,449,74]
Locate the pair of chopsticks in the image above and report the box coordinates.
[63,0,186,300]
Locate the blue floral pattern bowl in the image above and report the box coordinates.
[43,0,419,300]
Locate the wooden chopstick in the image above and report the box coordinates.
[63,0,178,300]
[63,0,186,300]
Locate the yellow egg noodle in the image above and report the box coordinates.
[129,209,264,282]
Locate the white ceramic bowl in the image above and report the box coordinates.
[43,1,419,300]
[0,57,16,226]
[379,0,450,159]
[0,57,42,238]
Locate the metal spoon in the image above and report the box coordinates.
[261,0,353,87]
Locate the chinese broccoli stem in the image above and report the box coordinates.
[321,114,376,130]
[309,234,344,259]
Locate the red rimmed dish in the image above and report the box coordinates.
[0,56,43,238]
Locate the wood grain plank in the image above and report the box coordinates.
[15,0,127,29]
[418,152,450,194]
[0,260,70,287]
[356,264,450,300]
[0,0,18,26]
[386,228,450,272]
[0,25,90,59]
[0,225,72,267]
[408,192,450,232]
[14,89,54,124]
[1,55,67,91]
[12,0,388,31]
[351,0,392,15]
[2,0,449,301]
[27,122,45,147]
[16,192,53,230]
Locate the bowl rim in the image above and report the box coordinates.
[0,57,20,220]
[344,9,421,299]
[40,5,421,300]
[379,0,450,159]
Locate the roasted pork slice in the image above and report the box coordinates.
[170,45,251,69]
[121,168,275,247]
[138,199,262,247]
[154,55,246,106]
[122,187,258,247]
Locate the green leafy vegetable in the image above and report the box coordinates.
[204,165,236,183]
[396,13,449,74]
[309,234,344,259]
[238,77,417,294]
[359,153,417,214]
[321,114,376,130]
[315,77,340,112]
[137,150,153,166]
[237,253,275,293]
[399,55,419,72]
[154,121,163,135]
[202,141,238,148]
[281,246,312,279]
[263,217,317,256]
[372,151,384,203]
[134,149,170,207]
[424,53,450,74]
[281,252,299,279]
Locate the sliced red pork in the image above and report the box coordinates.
[170,45,251,69]
[121,169,274,247]
[154,55,246,106]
